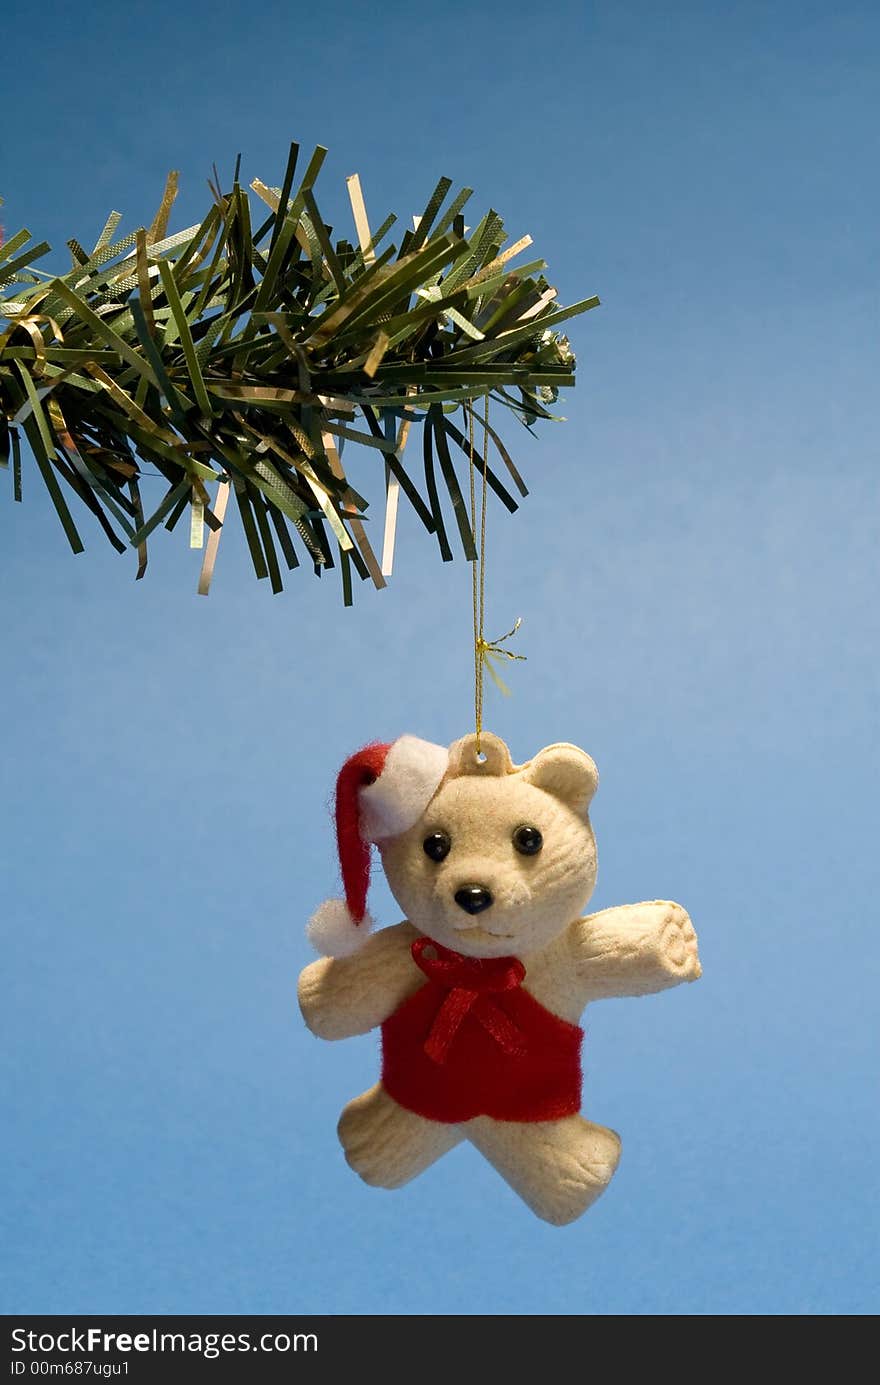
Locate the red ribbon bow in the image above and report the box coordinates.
[411,937,528,1065]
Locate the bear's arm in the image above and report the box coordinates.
[567,902,701,1004]
[298,921,422,1040]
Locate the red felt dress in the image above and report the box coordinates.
[381,937,583,1123]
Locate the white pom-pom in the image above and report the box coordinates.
[307,899,373,957]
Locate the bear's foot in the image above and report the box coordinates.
[338,1083,463,1189]
[467,1115,621,1226]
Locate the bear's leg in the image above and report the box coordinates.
[338,1083,463,1189]
[467,1115,621,1226]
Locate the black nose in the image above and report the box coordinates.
[454,885,493,915]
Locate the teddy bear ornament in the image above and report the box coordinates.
[299,731,700,1225]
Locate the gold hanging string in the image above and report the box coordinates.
[467,395,525,753]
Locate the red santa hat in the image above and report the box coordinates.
[307,734,449,957]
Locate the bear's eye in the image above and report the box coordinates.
[423,831,451,863]
[513,824,543,856]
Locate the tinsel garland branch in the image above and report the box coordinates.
[0,143,598,603]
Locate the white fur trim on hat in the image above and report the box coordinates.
[307,899,374,957]
[359,734,448,841]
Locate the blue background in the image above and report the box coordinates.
[2,0,877,1316]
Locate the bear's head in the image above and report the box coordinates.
[379,732,599,959]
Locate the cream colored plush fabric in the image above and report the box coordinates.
[299,732,700,1225]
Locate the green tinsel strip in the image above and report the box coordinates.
[0,144,598,600]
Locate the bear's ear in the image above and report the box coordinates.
[521,744,598,815]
